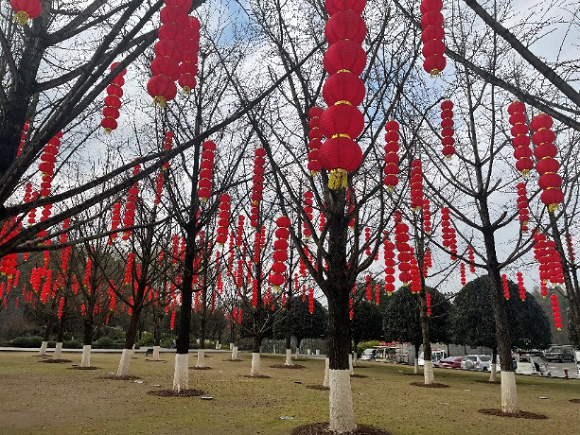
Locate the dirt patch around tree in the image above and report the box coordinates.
[97,375,142,380]
[307,385,329,391]
[68,366,100,370]
[410,382,449,388]
[190,366,212,370]
[39,359,72,364]
[475,380,500,385]
[568,399,580,404]
[147,389,205,397]
[269,364,306,369]
[478,409,548,419]
[243,374,271,379]
[223,358,243,362]
[291,423,392,435]
[350,374,368,379]
[145,359,167,362]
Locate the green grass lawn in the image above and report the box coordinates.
[0,351,578,434]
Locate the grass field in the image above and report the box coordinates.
[0,351,578,435]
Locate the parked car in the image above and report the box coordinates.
[360,348,378,361]
[439,356,462,369]
[515,352,550,376]
[544,345,575,363]
[461,355,492,371]
[418,350,447,367]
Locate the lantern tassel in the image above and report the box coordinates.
[328,169,348,190]
[13,11,30,25]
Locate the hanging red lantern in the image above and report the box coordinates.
[440,208,457,260]
[38,132,63,193]
[507,101,533,176]
[409,251,421,294]
[216,194,231,245]
[16,119,31,157]
[410,159,424,211]
[531,114,563,212]
[383,235,396,295]
[423,247,432,277]
[502,274,510,300]
[460,262,466,286]
[467,245,476,273]
[10,0,42,25]
[550,294,563,330]
[303,191,314,238]
[420,0,446,76]
[394,212,412,285]
[269,216,290,290]
[325,0,366,16]
[101,63,127,133]
[383,120,400,190]
[178,16,200,94]
[440,100,455,158]
[422,198,432,234]
[198,140,216,203]
[516,272,526,301]
[308,107,324,176]
[122,164,140,240]
[426,292,432,316]
[516,182,530,233]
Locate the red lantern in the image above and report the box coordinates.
[460,262,466,286]
[216,194,231,245]
[122,164,140,240]
[325,0,366,16]
[422,198,432,234]
[394,212,412,285]
[550,294,563,330]
[383,120,400,190]
[308,107,323,175]
[303,191,314,238]
[507,101,533,176]
[531,113,563,212]
[467,245,476,273]
[269,216,290,290]
[101,63,127,133]
[178,16,200,94]
[502,274,510,300]
[440,100,455,158]
[516,182,529,233]
[410,159,424,211]
[197,140,216,203]
[318,137,363,189]
[10,0,42,25]
[16,119,31,157]
[516,272,526,301]
[441,208,457,260]
[421,0,446,76]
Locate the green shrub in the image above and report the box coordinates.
[138,332,154,347]
[161,338,174,348]
[357,340,381,356]
[93,337,115,349]
[10,336,43,348]
[113,340,127,349]
[64,340,82,349]
[47,341,56,347]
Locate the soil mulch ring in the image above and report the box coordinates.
[97,375,142,380]
[478,409,547,419]
[475,380,500,385]
[270,364,306,369]
[39,359,72,364]
[350,374,368,378]
[148,389,205,397]
[291,423,392,435]
[223,359,243,362]
[410,382,449,388]
[243,374,271,379]
[190,366,212,370]
[569,399,580,404]
[307,385,330,391]
[145,359,167,362]
[68,366,100,370]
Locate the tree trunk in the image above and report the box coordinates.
[196,286,207,368]
[327,292,356,432]
[419,291,435,384]
[81,318,93,367]
[152,312,162,360]
[52,309,66,360]
[117,305,142,377]
[250,333,262,376]
[38,319,53,356]
[323,358,330,388]
[490,347,498,382]
[296,337,302,359]
[414,344,420,375]
[173,353,189,392]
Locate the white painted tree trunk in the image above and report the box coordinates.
[323,358,330,388]
[196,349,206,368]
[250,352,261,377]
[229,342,234,350]
[501,371,519,413]
[80,345,91,368]
[414,358,419,374]
[284,349,293,366]
[348,354,354,375]
[172,353,189,392]
[295,348,300,359]
[215,341,220,349]
[489,363,497,382]
[329,369,356,432]
[352,352,358,367]
[424,360,435,384]
[152,345,161,360]
[116,349,134,376]
[232,346,239,360]
[38,341,48,356]
[52,342,63,360]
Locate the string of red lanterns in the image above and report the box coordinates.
[318,0,367,189]
[421,0,446,76]
[198,140,216,203]
[394,212,412,285]
[101,63,127,133]
[250,148,266,228]
[178,16,200,94]
[501,274,510,300]
[303,191,314,239]
[516,272,526,301]
[383,234,396,296]
[550,293,563,330]
[308,107,323,176]
[122,164,141,240]
[383,120,400,190]
[16,119,31,157]
[507,101,533,176]
[270,216,290,290]
[410,159,424,211]
[516,182,529,233]
[440,100,455,158]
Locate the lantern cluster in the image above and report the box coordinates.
[440,208,457,260]
[502,274,510,300]
[468,245,476,273]
[423,199,432,233]
[460,262,466,286]
[545,239,564,285]
[440,100,455,158]
[409,251,421,294]
[566,233,575,262]
[198,140,216,203]
[531,114,564,212]
[216,194,231,245]
[250,148,266,227]
[421,0,446,76]
[507,101,533,176]
[516,272,526,301]
[147,0,195,106]
[307,107,323,176]
[383,236,396,295]
[101,63,127,133]
[270,216,290,290]
[122,164,140,240]
[108,198,122,244]
[533,232,550,289]
[318,0,367,189]
[303,191,314,238]
[410,159,424,211]
[394,212,412,285]
[155,132,173,205]
[0,218,20,277]
[423,248,432,277]
[38,132,63,197]
[550,294,563,330]
[10,0,42,25]
[383,120,400,190]
[308,287,315,314]
[426,293,432,316]
[178,16,201,94]
[516,183,529,233]
[16,120,31,157]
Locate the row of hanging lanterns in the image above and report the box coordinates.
[198,140,216,203]
[101,63,126,133]
[307,107,323,176]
